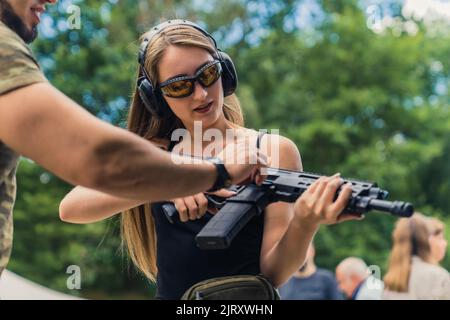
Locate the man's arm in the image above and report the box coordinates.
[0,82,235,201]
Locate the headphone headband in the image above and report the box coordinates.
[138,19,217,66]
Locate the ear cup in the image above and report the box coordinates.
[217,50,238,97]
[154,91,174,119]
[137,77,169,118]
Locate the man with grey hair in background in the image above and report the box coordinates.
[335,257,384,300]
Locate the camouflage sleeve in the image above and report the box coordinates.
[0,24,47,96]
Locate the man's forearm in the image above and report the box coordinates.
[0,83,217,201]
[88,131,217,202]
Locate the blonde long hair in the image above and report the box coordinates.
[121,24,244,281]
[383,212,439,292]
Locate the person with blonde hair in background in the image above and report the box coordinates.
[383,213,450,299]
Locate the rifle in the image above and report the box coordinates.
[162,168,413,250]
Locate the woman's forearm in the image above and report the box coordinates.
[260,217,319,288]
[59,186,145,224]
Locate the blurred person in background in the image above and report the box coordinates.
[383,212,450,299]
[336,257,384,300]
[279,243,344,300]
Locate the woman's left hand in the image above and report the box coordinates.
[293,174,364,229]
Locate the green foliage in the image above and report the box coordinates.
[236,0,450,274]
[8,0,450,297]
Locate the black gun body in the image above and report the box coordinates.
[162,168,414,250]
[195,185,271,249]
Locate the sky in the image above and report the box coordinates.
[38,0,450,40]
[403,0,450,20]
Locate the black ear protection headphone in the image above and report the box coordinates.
[137,19,238,118]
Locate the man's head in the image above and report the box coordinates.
[0,0,56,43]
[335,257,368,299]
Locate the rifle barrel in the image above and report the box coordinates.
[369,199,414,217]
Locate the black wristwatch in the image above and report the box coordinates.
[206,157,232,192]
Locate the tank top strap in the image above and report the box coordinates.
[167,139,178,152]
[256,131,267,149]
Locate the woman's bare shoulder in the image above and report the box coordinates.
[233,127,302,170]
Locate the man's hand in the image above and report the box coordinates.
[217,137,268,185]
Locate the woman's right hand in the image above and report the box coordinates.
[172,189,237,222]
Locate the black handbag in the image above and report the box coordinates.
[181,274,280,300]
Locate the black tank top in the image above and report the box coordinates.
[152,133,266,299]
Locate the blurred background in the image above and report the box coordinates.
[6,0,449,299]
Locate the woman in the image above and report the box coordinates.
[59,20,359,299]
[383,212,450,299]
[427,216,448,266]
